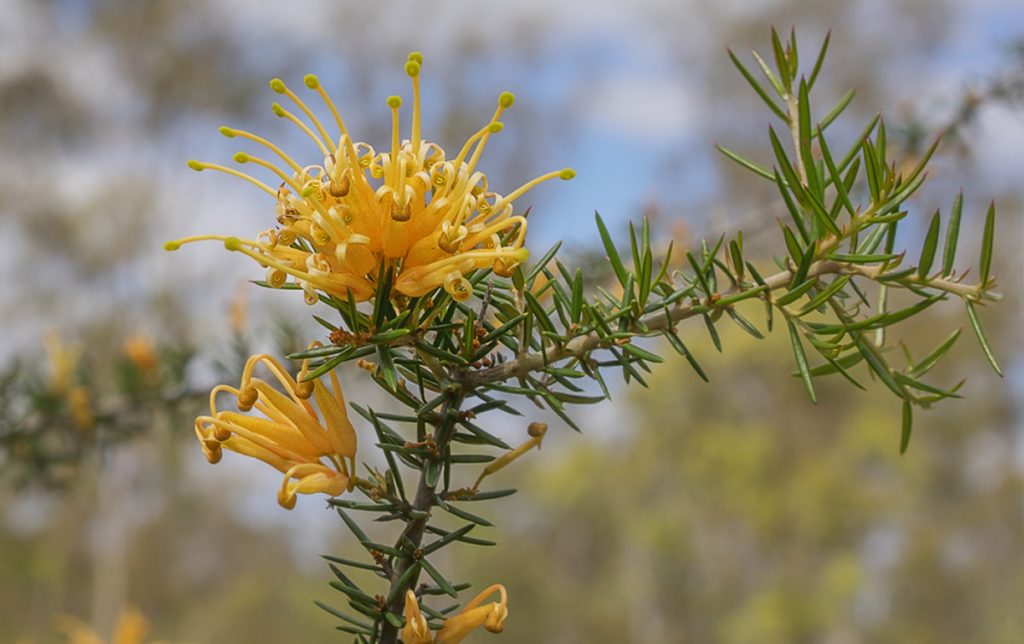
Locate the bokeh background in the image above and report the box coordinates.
[2,0,1023,642]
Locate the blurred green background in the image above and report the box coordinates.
[1,0,1021,642]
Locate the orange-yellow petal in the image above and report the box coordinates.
[402,590,433,644]
[435,584,508,643]
[277,463,348,509]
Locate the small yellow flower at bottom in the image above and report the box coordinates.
[402,590,433,644]
[193,350,357,509]
[403,584,508,643]
[435,584,508,643]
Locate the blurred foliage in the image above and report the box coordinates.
[893,38,1024,160]
[0,332,196,489]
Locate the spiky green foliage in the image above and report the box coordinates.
[292,30,1002,643]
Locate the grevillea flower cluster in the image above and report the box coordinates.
[167,52,573,306]
[403,585,508,643]
[193,351,357,509]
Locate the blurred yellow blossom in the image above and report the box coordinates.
[168,52,573,306]
[193,350,357,509]
[56,604,149,644]
[67,386,96,432]
[44,331,95,431]
[228,281,250,334]
[44,330,81,395]
[122,334,159,381]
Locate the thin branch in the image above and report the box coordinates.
[462,260,999,389]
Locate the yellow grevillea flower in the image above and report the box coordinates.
[403,584,508,643]
[167,52,573,306]
[193,351,357,509]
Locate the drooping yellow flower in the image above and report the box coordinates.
[403,584,508,643]
[167,52,573,307]
[193,351,357,509]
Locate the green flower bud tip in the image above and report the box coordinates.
[405,61,421,77]
[487,121,504,133]
[387,95,402,109]
[218,126,235,138]
[233,152,250,163]
[407,51,423,64]
[559,168,576,180]
[498,91,515,108]
[224,237,242,251]
[303,74,320,89]
[187,160,204,171]
[271,102,286,117]
[163,241,181,251]
[269,78,286,93]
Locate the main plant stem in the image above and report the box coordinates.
[379,392,464,644]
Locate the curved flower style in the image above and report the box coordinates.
[167,52,574,306]
[402,584,508,643]
[193,352,357,509]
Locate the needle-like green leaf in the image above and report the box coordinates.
[727,48,789,121]
[979,201,996,286]
[965,300,1002,376]
[941,190,963,276]
[787,318,817,403]
[918,209,941,278]
[900,400,913,454]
